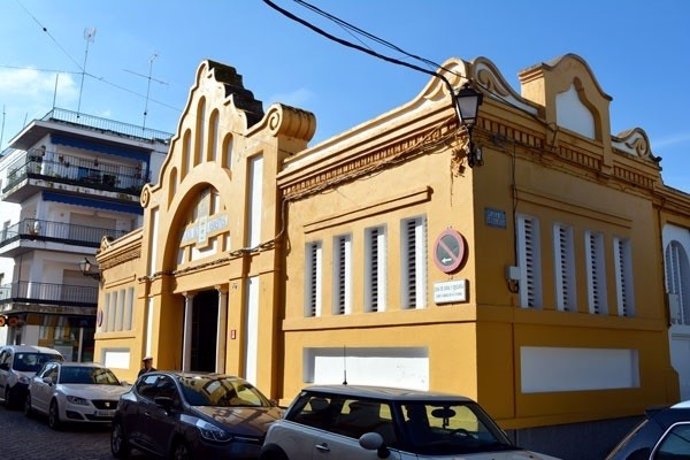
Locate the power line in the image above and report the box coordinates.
[262,0,458,96]
[0,65,81,75]
[14,0,84,72]
[293,0,449,75]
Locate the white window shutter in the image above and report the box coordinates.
[518,215,542,308]
[585,231,608,315]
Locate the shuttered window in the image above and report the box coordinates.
[517,215,542,308]
[305,242,322,317]
[365,226,387,312]
[333,235,352,315]
[401,217,427,309]
[553,224,576,311]
[614,237,634,317]
[666,241,690,325]
[585,231,608,315]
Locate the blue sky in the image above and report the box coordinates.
[1,1,688,191]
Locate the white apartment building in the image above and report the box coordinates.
[0,108,170,361]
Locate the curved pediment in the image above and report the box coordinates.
[470,56,540,116]
[613,127,661,163]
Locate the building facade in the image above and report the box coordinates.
[0,108,170,361]
[95,55,688,457]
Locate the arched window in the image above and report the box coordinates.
[222,134,233,169]
[169,167,177,204]
[208,110,219,162]
[182,130,191,178]
[666,241,690,325]
[195,98,206,166]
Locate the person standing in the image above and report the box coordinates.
[138,356,156,377]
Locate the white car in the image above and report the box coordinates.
[260,385,562,460]
[25,361,130,429]
[0,345,64,409]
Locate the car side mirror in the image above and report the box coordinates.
[42,376,53,385]
[359,432,389,459]
[269,399,279,407]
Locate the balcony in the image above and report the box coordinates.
[0,218,128,257]
[0,281,97,316]
[2,149,148,202]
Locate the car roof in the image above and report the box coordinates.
[57,362,106,368]
[2,345,62,355]
[148,371,246,381]
[301,384,474,402]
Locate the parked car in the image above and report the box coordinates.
[260,385,561,460]
[0,345,63,408]
[24,361,130,429]
[111,372,282,460]
[605,401,690,459]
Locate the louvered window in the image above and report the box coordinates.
[585,231,608,315]
[666,241,690,325]
[517,215,542,308]
[333,235,352,315]
[365,226,387,312]
[614,237,634,317]
[553,224,576,311]
[305,242,322,317]
[401,217,427,309]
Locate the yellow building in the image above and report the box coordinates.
[95,55,687,456]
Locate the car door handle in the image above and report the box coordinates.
[143,411,151,417]
[315,443,330,452]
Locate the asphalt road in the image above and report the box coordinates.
[0,403,150,460]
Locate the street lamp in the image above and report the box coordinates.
[79,257,101,280]
[453,83,484,168]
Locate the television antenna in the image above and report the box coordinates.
[124,52,168,130]
[77,27,96,118]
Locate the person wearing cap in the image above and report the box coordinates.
[138,356,156,377]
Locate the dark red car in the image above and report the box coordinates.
[111,372,282,460]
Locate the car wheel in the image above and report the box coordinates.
[48,399,62,430]
[3,387,10,408]
[260,449,289,460]
[24,393,32,418]
[172,440,192,460]
[111,420,130,459]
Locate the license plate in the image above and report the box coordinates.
[96,409,115,417]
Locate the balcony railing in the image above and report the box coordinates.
[0,218,128,249]
[45,108,172,143]
[3,148,148,195]
[0,281,97,308]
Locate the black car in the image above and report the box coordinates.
[111,372,282,460]
[605,402,690,459]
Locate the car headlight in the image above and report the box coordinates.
[66,395,90,406]
[195,419,233,442]
[17,376,30,384]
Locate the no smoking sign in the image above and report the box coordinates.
[433,229,467,274]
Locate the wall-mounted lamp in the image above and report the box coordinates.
[453,83,484,168]
[79,257,101,281]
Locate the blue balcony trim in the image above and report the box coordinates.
[42,191,143,215]
[51,133,151,162]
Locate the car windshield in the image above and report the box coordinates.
[178,375,269,408]
[13,352,63,372]
[59,366,120,385]
[398,401,514,455]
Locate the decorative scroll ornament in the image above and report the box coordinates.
[140,184,152,208]
[613,128,661,163]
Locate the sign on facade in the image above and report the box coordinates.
[434,280,468,304]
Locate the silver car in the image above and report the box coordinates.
[260,385,561,460]
[25,361,130,429]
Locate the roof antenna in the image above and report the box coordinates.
[342,345,348,385]
[124,52,169,131]
[77,27,96,118]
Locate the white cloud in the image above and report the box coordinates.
[0,68,78,101]
[266,87,315,108]
[653,132,690,149]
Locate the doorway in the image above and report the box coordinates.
[190,290,218,372]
